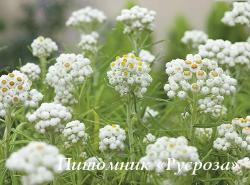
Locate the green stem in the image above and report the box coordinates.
[39,57,48,82]
[3,110,12,159]
[127,93,135,162]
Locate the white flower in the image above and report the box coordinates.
[62,120,88,147]
[20,63,41,81]
[116,5,156,34]
[24,89,43,108]
[143,107,159,122]
[46,53,93,105]
[0,70,42,117]
[143,133,156,144]
[107,53,152,97]
[232,157,250,176]
[6,141,67,185]
[164,54,237,117]
[31,36,58,58]
[213,116,250,152]
[222,1,250,27]
[99,124,126,151]
[27,103,72,133]
[181,30,208,49]
[78,32,99,55]
[139,49,155,63]
[140,136,200,174]
[66,6,106,29]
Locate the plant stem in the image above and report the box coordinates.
[39,57,47,82]
[127,93,135,162]
[3,110,12,159]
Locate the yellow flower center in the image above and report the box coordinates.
[191,63,198,69]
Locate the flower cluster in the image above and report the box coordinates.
[6,141,67,185]
[66,6,106,30]
[143,107,159,122]
[99,124,126,151]
[107,53,152,97]
[46,53,93,105]
[20,63,41,81]
[222,1,250,27]
[116,6,156,34]
[140,136,200,174]
[78,32,99,55]
[62,120,88,147]
[0,70,41,117]
[164,54,237,116]
[199,39,250,69]
[232,157,250,176]
[181,30,208,49]
[139,49,155,64]
[24,89,43,108]
[198,96,227,117]
[27,103,72,133]
[213,116,250,151]
[31,36,58,58]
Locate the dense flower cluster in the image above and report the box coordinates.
[143,107,159,122]
[164,54,237,116]
[99,124,126,151]
[213,116,250,151]
[78,32,99,55]
[6,142,66,185]
[232,157,250,175]
[116,6,156,34]
[62,120,88,147]
[20,63,41,81]
[24,89,43,108]
[66,6,106,29]
[140,136,200,174]
[46,53,93,105]
[31,36,58,58]
[0,70,42,117]
[139,49,155,63]
[27,103,72,133]
[107,53,152,97]
[199,39,250,69]
[222,1,250,27]
[181,30,208,49]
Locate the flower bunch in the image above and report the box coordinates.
[66,6,106,30]
[78,32,99,55]
[62,120,88,147]
[199,39,250,69]
[232,157,250,176]
[116,6,156,34]
[31,36,58,58]
[140,136,200,174]
[195,128,212,138]
[0,70,42,117]
[139,49,155,64]
[46,53,93,105]
[213,116,250,151]
[181,30,208,49]
[143,133,156,144]
[222,1,250,27]
[107,53,152,97]
[6,141,66,185]
[24,89,43,108]
[164,54,237,116]
[27,103,72,133]
[99,124,126,151]
[20,63,41,81]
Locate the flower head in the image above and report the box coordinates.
[107,53,152,97]
[139,49,155,63]
[31,36,58,58]
[78,32,99,55]
[20,63,41,81]
[181,30,208,49]
[99,124,126,151]
[116,6,156,34]
[6,141,67,185]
